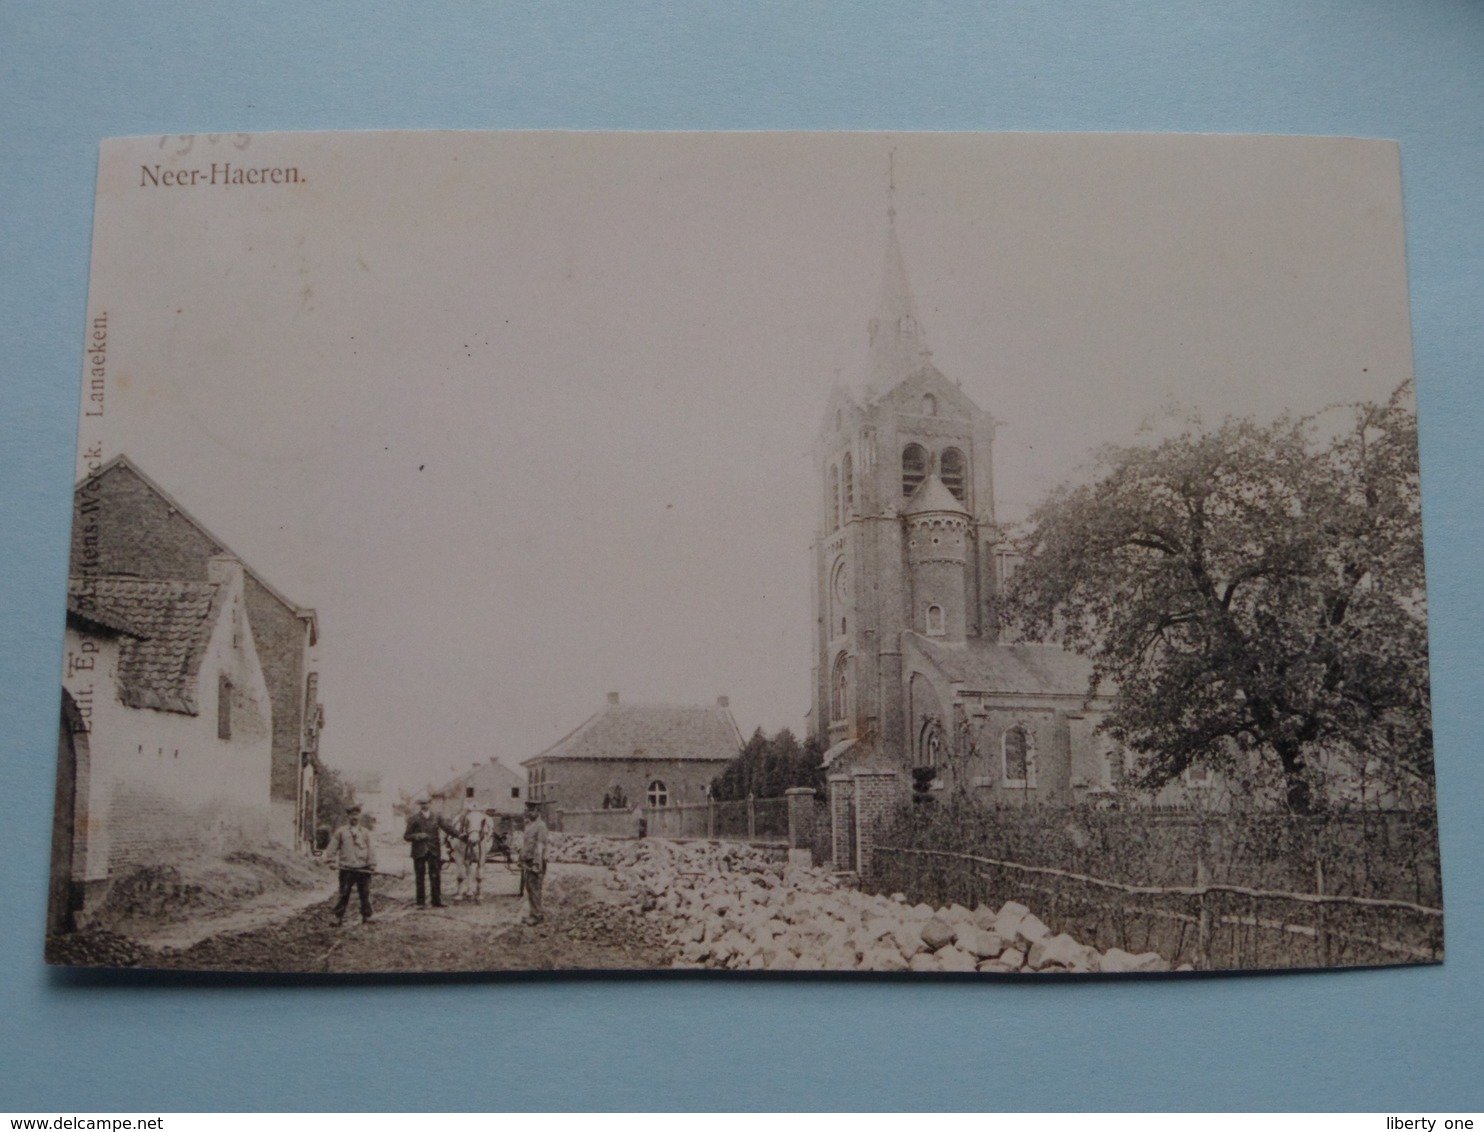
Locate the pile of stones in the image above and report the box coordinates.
[551,834,1173,974]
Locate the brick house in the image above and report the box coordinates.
[56,558,274,918]
[70,456,324,848]
[522,693,743,813]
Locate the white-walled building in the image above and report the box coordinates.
[57,557,274,914]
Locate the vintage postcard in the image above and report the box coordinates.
[48,131,1441,973]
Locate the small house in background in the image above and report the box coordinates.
[55,558,274,922]
[430,760,526,824]
[522,693,743,813]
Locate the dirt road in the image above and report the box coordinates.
[141,863,669,973]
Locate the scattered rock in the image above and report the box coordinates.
[1097,948,1171,974]
[1028,932,1094,972]
[1015,913,1052,948]
[919,915,957,951]
[955,925,1006,960]
[550,833,1173,976]
[936,945,979,973]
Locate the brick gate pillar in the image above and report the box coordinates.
[785,786,817,868]
[827,774,855,872]
[851,767,900,879]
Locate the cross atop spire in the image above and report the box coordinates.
[865,152,932,397]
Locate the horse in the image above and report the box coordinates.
[446,805,493,902]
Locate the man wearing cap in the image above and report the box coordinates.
[519,801,548,926]
[322,803,376,925]
[403,796,463,908]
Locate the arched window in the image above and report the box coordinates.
[925,603,945,636]
[1002,725,1037,787]
[921,722,944,768]
[922,393,937,416]
[940,447,966,502]
[901,444,927,498]
[841,451,854,516]
[830,559,848,636]
[828,465,840,532]
[647,780,669,807]
[830,652,849,722]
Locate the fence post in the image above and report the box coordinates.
[828,774,855,872]
[747,793,756,841]
[1315,857,1330,967]
[1194,849,1210,970]
[851,767,900,879]
[785,787,817,868]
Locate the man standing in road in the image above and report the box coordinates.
[404,796,462,908]
[322,803,376,925]
[520,800,548,926]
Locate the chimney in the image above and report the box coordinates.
[607,692,620,705]
[716,695,729,709]
[205,555,245,593]
[206,556,246,647]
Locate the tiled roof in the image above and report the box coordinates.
[909,633,1098,699]
[76,456,318,644]
[65,590,145,638]
[433,759,523,798]
[524,702,743,766]
[431,760,527,815]
[68,576,222,715]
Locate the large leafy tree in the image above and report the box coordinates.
[710,728,825,801]
[1003,386,1431,813]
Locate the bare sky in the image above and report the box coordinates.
[78,132,1415,792]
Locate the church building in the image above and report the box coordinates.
[810,207,1133,806]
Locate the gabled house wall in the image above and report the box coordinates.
[72,457,320,847]
[61,561,273,909]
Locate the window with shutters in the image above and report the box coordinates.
[902,444,927,497]
[1002,725,1036,787]
[940,447,966,502]
[828,465,840,531]
[217,674,232,740]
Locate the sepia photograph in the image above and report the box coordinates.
[48,130,1441,975]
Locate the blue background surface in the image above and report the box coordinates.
[2,2,1481,1112]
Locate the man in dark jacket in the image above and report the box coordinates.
[403,796,462,908]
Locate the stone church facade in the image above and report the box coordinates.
[810,211,1139,808]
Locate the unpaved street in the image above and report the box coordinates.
[144,862,668,973]
[53,835,1172,974]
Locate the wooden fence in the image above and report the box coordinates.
[870,844,1444,970]
[558,796,790,845]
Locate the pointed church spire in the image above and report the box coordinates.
[864,150,933,398]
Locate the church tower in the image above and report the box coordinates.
[810,196,1000,764]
